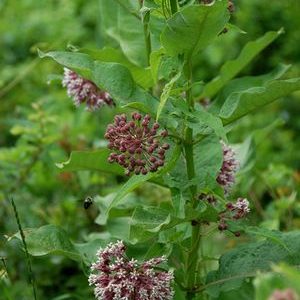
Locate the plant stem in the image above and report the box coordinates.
[10,196,38,300]
[139,1,151,66]
[170,0,178,14]
[143,19,151,66]
[183,59,201,299]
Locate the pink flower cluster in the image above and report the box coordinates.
[268,289,298,300]
[218,198,250,235]
[62,68,114,111]
[89,241,174,300]
[105,113,170,176]
[217,141,239,193]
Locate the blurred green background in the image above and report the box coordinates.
[0,0,299,299]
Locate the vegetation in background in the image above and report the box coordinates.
[1,0,300,299]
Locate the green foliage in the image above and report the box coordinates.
[220,77,300,125]
[56,150,124,175]
[201,29,283,98]
[206,231,300,297]
[161,1,230,58]
[2,0,300,299]
[40,50,157,112]
[11,224,107,265]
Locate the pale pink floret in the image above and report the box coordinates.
[89,241,174,300]
[62,68,114,111]
[268,288,298,300]
[217,141,239,193]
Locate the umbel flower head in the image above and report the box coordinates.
[216,141,239,193]
[226,198,250,219]
[62,68,114,111]
[218,198,250,235]
[105,113,170,176]
[89,241,174,300]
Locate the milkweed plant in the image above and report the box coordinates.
[13,0,300,299]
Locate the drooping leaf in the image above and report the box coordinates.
[38,50,93,78]
[201,29,283,98]
[205,231,300,297]
[161,1,230,57]
[56,149,124,175]
[208,64,291,116]
[84,47,153,89]
[219,77,300,125]
[40,50,158,111]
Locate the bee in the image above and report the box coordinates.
[84,196,93,209]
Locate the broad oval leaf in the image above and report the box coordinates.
[11,225,108,265]
[40,50,157,110]
[91,61,134,101]
[201,29,283,98]
[56,149,124,175]
[12,225,81,261]
[84,47,153,89]
[220,77,300,125]
[99,0,146,66]
[161,1,230,57]
[205,231,300,297]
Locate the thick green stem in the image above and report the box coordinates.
[170,0,178,14]
[143,20,151,66]
[140,1,151,66]
[184,60,201,299]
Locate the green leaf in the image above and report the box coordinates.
[107,144,181,213]
[201,29,283,98]
[56,149,124,175]
[40,50,158,111]
[208,64,291,116]
[129,205,186,244]
[84,47,153,89]
[161,1,230,57]
[99,0,146,66]
[94,193,139,225]
[205,231,300,297]
[156,70,182,121]
[91,61,134,101]
[187,109,227,141]
[38,50,93,78]
[12,225,81,261]
[150,48,165,83]
[130,206,171,243]
[194,135,223,189]
[220,77,300,124]
[227,223,290,252]
[121,102,153,115]
[253,264,300,300]
[233,137,256,174]
[11,225,108,265]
